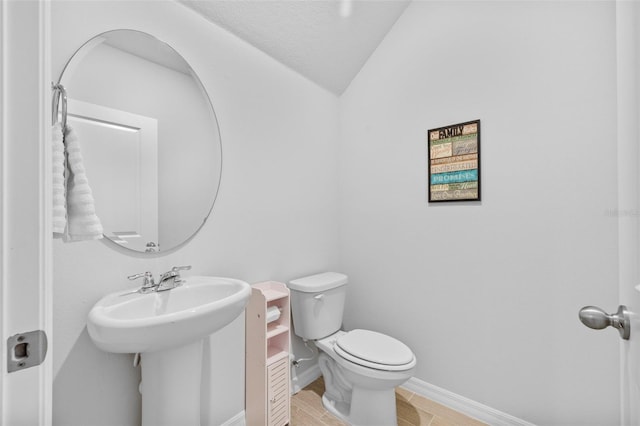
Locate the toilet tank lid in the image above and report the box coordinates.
[288,272,348,292]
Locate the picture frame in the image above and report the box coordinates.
[427,119,481,202]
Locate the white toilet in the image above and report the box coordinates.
[288,272,416,426]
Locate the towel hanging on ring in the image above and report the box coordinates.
[62,124,103,242]
[51,83,103,242]
[52,121,66,236]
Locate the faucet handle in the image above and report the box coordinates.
[128,271,154,282]
[127,271,156,293]
[171,265,191,285]
[156,265,192,291]
[163,265,191,287]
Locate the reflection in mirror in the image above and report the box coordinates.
[58,30,222,253]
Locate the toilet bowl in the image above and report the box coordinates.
[288,272,417,426]
[315,330,416,426]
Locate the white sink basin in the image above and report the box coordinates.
[87,276,251,353]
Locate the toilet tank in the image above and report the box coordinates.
[287,272,348,340]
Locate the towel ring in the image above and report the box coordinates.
[51,83,67,130]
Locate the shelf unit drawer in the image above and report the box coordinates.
[267,357,289,426]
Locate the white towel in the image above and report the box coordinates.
[63,124,104,242]
[52,122,66,237]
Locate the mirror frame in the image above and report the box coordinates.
[56,29,223,256]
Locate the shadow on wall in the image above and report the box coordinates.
[54,328,141,426]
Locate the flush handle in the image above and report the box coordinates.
[579,305,630,340]
[314,294,324,301]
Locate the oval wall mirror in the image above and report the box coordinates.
[57,29,222,254]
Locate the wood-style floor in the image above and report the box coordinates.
[290,377,487,426]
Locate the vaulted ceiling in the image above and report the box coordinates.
[178,0,411,95]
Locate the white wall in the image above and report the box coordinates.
[51,1,339,425]
[338,1,620,425]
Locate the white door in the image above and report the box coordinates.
[1,1,52,425]
[67,99,159,252]
[617,1,640,424]
[581,2,640,423]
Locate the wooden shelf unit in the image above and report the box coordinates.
[246,281,291,426]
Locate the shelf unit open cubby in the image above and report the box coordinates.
[245,281,291,426]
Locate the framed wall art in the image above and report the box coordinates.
[427,119,481,202]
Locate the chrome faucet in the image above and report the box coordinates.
[127,271,157,293]
[157,265,192,292]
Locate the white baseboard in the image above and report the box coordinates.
[288,360,533,426]
[402,377,535,426]
[220,410,245,426]
[291,363,322,394]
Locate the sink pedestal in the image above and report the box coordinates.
[140,339,204,426]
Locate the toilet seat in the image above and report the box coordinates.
[334,329,416,371]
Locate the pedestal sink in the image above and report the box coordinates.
[87,276,251,426]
